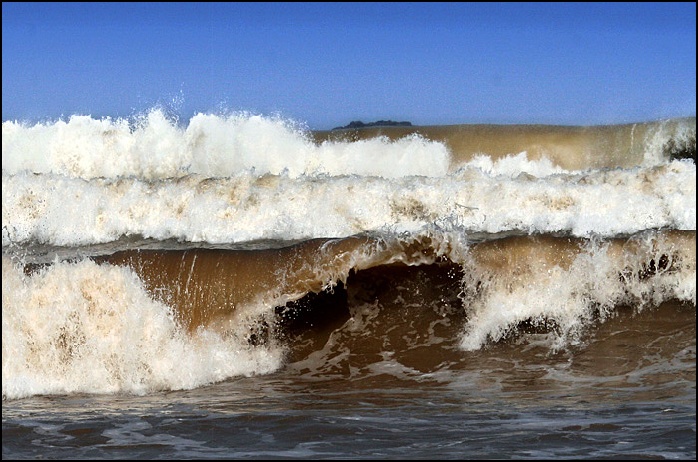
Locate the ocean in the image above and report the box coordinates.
[2,111,696,459]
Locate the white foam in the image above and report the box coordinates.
[2,110,451,180]
[456,231,696,351]
[2,160,694,247]
[462,152,567,177]
[1,255,283,400]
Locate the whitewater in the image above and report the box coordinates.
[2,110,696,459]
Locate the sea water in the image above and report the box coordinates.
[2,111,695,458]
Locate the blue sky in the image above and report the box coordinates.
[2,2,696,129]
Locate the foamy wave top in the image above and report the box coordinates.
[1,110,451,179]
[3,160,695,247]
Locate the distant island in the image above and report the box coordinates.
[332,120,413,130]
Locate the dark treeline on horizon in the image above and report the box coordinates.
[332,120,413,130]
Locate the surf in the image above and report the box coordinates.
[5,228,694,399]
[2,110,695,400]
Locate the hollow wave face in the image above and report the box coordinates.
[4,229,694,398]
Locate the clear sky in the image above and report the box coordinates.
[2,2,696,130]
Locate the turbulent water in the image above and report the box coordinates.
[2,111,696,459]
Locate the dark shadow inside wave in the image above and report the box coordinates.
[270,258,695,388]
[274,262,466,365]
[276,280,350,340]
[664,133,696,161]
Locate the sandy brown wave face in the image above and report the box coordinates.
[91,235,437,333]
[84,230,696,344]
[313,117,696,170]
[94,237,370,333]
